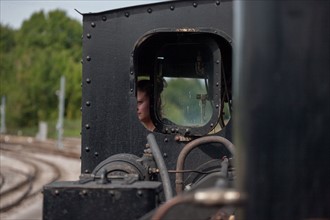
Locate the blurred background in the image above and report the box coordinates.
[0,1,165,219]
[0,0,165,138]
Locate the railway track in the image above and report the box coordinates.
[0,135,81,218]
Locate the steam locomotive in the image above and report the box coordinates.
[43,1,330,220]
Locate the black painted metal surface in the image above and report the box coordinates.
[43,181,162,220]
[234,1,330,219]
[80,0,233,177]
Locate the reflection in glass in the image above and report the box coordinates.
[160,77,213,127]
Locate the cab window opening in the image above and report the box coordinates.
[134,31,232,135]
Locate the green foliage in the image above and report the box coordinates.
[162,78,212,126]
[0,10,82,135]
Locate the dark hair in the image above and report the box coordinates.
[137,80,152,96]
[137,79,163,118]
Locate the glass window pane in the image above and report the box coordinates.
[160,77,213,127]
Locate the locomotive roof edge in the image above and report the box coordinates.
[80,0,226,17]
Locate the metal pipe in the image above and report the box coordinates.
[147,133,173,201]
[175,136,235,194]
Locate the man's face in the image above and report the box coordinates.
[137,90,150,123]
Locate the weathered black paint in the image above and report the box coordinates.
[43,181,161,220]
[80,0,233,176]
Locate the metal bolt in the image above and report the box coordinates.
[94,152,99,157]
[170,6,175,10]
[87,33,91,39]
[86,101,91,106]
[216,60,220,64]
[102,16,107,21]
[147,8,152,13]
[86,56,91,61]
[137,190,143,197]
[193,2,198,8]
[216,104,219,108]
[210,123,214,127]
[54,190,59,196]
[125,12,130,17]
[163,153,168,158]
[85,124,90,129]
[216,1,221,6]
[85,147,90,152]
[164,138,168,143]
[91,22,96,28]
[85,169,90,173]
[86,78,91,83]
[81,190,87,195]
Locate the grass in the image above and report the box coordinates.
[5,119,82,139]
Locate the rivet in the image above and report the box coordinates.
[130,71,134,75]
[130,89,133,92]
[185,128,190,134]
[86,33,91,39]
[216,60,220,64]
[125,12,130,17]
[210,123,214,127]
[216,104,219,108]
[91,22,96,28]
[54,190,59,195]
[193,2,198,8]
[86,56,91,61]
[216,82,219,86]
[147,8,152,13]
[94,152,99,157]
[86,78,91,83]
[81,59,83,64]
[81,190,87,195]
[216,1,221,6]
[80,107,82,112]
[86,101,91,106]
[137,190,143,197]
[102,16,107,21]
[164,138,168,143]
[85,124,90,129]
[80,83,83,87]
[170,6,175,10]
[109,191,115,196]
[171,128,175,133]
[85,147,90,152]
[163,153,168,158]
[85,169,90,173]
[81,34,83,39]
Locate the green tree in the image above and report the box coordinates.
[0,9,82,133]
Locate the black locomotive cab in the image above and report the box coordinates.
[43,1,235,219]
[43,0,330,219]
